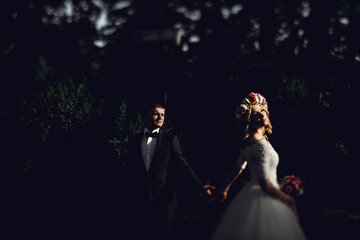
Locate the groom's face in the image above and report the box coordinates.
[144,107,165,130]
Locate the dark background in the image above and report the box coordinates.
[0,0,359,239]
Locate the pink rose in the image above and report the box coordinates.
[285,185,293,194]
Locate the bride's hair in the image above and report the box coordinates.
[234,92,273,148]
[238,104,273,144]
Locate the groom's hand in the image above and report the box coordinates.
[200,185,215,201]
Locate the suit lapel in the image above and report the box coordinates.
[133,133,147,173]
[148,129,165,173]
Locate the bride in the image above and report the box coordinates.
[210,92,307,240]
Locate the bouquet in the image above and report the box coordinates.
[280,175,304,198]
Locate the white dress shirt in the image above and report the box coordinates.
[141,128,160,171]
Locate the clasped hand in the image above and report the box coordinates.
[200,185,228,203]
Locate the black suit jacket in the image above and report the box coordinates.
[123,129,203,212]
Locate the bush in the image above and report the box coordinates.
[21,78,103,142]
[107,101,144,164]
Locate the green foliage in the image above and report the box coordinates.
[277,76,310,100]
[108,101,144,161]
[22,78,103,142]
[320,133,348,157]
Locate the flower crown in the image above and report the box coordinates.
[235,92,268,120]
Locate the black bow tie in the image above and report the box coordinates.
[145,132,159,138]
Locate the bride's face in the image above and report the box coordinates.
[250,104,269,128]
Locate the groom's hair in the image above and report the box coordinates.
[142,102,166,114]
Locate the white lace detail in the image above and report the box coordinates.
[239,139,279,188]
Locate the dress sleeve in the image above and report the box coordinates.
[236,151,247,169]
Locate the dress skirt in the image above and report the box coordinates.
[210,182,307,240]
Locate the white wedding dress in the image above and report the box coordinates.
[210,139,307,240]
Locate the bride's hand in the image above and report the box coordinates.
[285,196,298,217]
[210,189,228,203]
[218,190,228,203]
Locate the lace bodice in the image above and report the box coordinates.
[237,139,279,188]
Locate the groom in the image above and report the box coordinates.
[120,103,213,240]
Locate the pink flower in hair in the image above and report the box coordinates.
[235,92,268,120]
